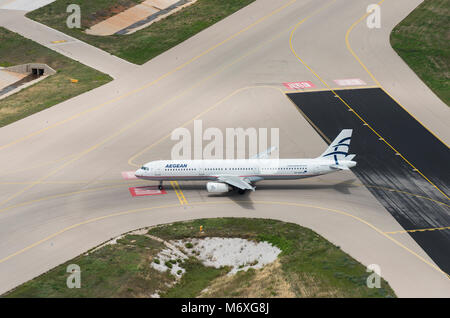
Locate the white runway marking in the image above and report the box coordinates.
[334,78,367,86]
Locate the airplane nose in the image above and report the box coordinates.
[135,169,142,178]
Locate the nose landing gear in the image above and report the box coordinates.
[158,181,163,190]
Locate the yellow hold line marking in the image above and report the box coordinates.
[170,181,187,205]
[175,181,188,205]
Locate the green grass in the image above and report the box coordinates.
[0,27,112,128]
[161,258,228,298]
[390,0,450,106]
[4,234,171,298]
[27,0,255,65]
[149,218,395,298]
[3,218,396,298]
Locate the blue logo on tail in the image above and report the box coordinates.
[323,137,351,165]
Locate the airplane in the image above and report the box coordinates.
[134,129,357,194]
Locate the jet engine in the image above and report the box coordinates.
[206,182,230,193]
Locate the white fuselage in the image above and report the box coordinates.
[134,158,356,182]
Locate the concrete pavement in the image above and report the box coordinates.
[0,0,448,297]
[0,9,138,79]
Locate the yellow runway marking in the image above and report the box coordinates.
[385,226,450,235]
[0,182,144,214]
[0,200,448,279]
[363,184,450,208]
[0,0,297,152]
[0,3,298,209]
[170,181,188,205]
[0,0,334,212]
[345,0,449,149]
[2,0,446,281]
[0,179,145,185]
[128,85,286,167]
[283,85,380,94]
[0,152,80,177]
[0,170,447,217]
[128,0,338,167]
[288,2,450,202]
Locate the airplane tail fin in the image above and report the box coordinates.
[318,129,355,164]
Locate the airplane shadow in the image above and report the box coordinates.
[255,179,359,195]
[161,179,359,210]
[171,179,358,194]
[208,189,255,210]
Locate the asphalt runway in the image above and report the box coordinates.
[0,0,449,297]
[287,87,450,274]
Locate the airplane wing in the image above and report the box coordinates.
[217,175,255,191]
[250,146,278,160]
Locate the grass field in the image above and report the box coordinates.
[3,218,396,298]
[27,0,255,65]
[0,27,112,128]
[390,0,449,106]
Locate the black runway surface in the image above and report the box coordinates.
[287,87,450,274]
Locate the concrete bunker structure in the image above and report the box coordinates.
[0,63,56,99]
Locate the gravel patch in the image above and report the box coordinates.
[151,237,281,278]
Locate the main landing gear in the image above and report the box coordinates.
[238,189,246,195]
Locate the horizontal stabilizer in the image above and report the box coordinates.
[330,164,350,171]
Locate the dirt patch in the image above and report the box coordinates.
[289,272,340,298]
[0,106,21,116]
[200,259,296,298]
[86,2,145,28]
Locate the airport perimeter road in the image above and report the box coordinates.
[0,0,448,297]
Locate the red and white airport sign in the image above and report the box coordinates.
[283,81,315,90]
[129,186,166,197]
[333,78,366,86]
[121,171,137,180]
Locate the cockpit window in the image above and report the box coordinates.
[141,166,149,171]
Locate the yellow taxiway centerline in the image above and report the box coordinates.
[0,200,448,279]
[288,0,449,201]
[0,0,298,152]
